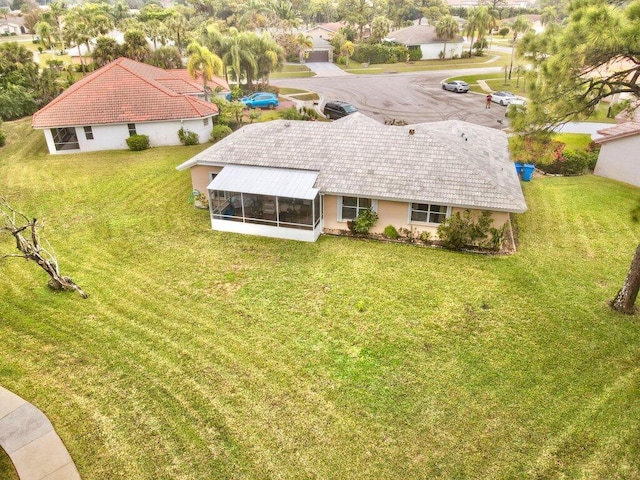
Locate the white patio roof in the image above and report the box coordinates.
[207,165,320,200]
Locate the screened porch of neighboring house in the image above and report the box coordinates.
[207,165,323,242]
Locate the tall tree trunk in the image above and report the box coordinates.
[611,243,640,314]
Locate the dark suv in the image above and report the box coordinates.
[323,101,358,120]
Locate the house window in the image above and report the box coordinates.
[51,127,79,151]
[203,117,209,126]
[410,203,449,224]
[340,196,375,221]
[209,172,218,181]
[83,126,93,140]
[128,123,137,136]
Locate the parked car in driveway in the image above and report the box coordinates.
[491,91,518,106]
[240,92,279,109]
[442,80,470,93]
[505,100,527,117]
[323,100,358,119]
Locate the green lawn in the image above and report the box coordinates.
[1,118,640,479]
[342,52,511,75]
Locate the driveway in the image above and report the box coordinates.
[304,62,350,77]
[272,68,509,128]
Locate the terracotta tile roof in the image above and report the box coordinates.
[32,58,221,129]
[595,121,640,144]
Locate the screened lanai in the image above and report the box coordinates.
[207,165,323,242]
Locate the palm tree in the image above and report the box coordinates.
[252,33,284,84]
[34,21,54,49]
[164,11,188,54]
[509,16,531,79]
[340,40,354,66]
[222,28,257,87]
[296,32,313,63]
[464,6,491,57]
[143,19,167,50]
[436,15,459,60]
[186,41,223,101]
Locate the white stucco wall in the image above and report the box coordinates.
[419,42,463,60]
[42,117,215,154]
[594,135,640,187]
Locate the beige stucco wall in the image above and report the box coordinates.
[190,164,223,194]
[594,136,640,187]
[323,195,510,236]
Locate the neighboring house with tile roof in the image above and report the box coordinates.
[594,122,640,187]
[32,57,228,155]
[177,113,526,242]
[385,24,464,60]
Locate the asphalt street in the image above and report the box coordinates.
[273,67,512,128]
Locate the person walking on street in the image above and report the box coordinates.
[486,94,492,109]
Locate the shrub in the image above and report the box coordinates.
[336,55,346,65]
[352,43,409,64]
[383,224,399,239]
[535,150,596,175]
[0,129,5,147]
[437,210,503,251]
[280,106,318,121]
[419,231,432,243]
[408,48,422,61]
[280,107,303,120]
[177,127,199,146]
[347,208,379,235]
[210,124,232,143]
[126,134,149,151]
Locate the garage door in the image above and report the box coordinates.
[306,50,329,62]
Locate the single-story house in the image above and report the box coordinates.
[0,14,26,35]
[593,121,640,187]
[32,57,229,154]
[385,24,464,60]
[176,113,527,242]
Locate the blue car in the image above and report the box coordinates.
[240,92,279,109]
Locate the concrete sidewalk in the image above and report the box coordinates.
[0,386,80,480]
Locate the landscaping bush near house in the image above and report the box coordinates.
[210,125,232,143]
[352,44,409,64]
[408,48,423,61]
[177,127,199,146]
[347,208,379,235]
[383,224,399,239]
[437,210,504,251]
[536,150,599,175]
[126,134,149,151]
[279,106,318,121]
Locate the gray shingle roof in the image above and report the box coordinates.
[178,113,527,213]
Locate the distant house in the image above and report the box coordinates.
[177,113,526,243]
[0,15,26,35]
[593,122,640,187]
[385,24,464,60]
[32,58,229,155]
[303,24,342,62]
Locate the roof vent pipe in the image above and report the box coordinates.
[409,129,415,135]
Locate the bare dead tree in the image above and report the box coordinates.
[1,196,88,298]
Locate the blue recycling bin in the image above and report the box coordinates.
[522,163,535,182]
[514,162,524,177]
